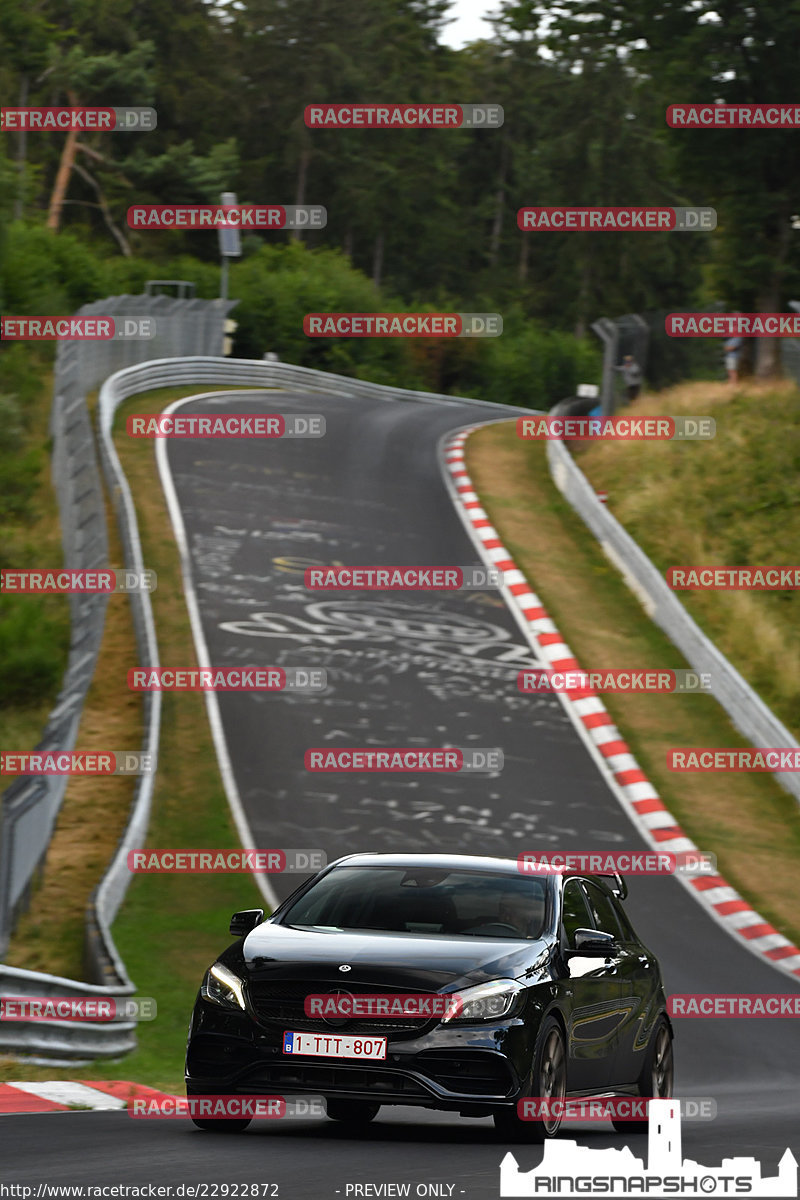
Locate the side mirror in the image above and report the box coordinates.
[229,908,264,937]
[571,928,617,955]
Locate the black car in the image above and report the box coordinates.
[186,852,673,1139]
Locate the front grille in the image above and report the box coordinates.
[247,981,439,1040]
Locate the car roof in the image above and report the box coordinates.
[330,852,529,874]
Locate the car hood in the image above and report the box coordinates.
[242,921,550,990]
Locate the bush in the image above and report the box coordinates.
[0,596,69,708]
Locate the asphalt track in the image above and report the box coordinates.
[2,386,798,1195]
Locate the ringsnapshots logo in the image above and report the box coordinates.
[130,1095,326,1120]
[304,566,502,591]
[517,850,716,876]
[126,413,324,438]
[0,107,156,131]
[0,752,153,776]
[518,206,716,232]
[1,316,156,341]
[0,996,156,1022]
[499,1098,798,1198]
[517,415,715,441]
[667,103,800,128]
[518,668,712,694]
[304,103,503,129]
[304,748,503,773]
[128,204,326,230]
[667,566,800,590]
[127,849,326,873]
[1,569,156,593]
[128,667,326,693]
[303,313,502,337]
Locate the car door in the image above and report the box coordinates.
[559,878,625,1093]
[583,881,659,1088]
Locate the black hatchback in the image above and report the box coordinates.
[186,852,673,1139]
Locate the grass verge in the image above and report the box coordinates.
[466,397,800,950]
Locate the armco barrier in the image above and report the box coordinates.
[546,437,800,803]
[0,299,234,1058]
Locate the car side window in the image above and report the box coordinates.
[582,881,625,941]
[561,880,594,949]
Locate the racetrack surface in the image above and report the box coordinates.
[3,386,797,1194]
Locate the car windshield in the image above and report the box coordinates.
[281,866,548,939]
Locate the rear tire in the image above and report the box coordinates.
[493,1015,566,1143]
[611,1016,673,1135]
[325,1099,380,1124]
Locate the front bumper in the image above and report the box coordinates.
[186,998,533,1112]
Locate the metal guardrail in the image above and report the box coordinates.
[546,438,800,804]
[0,298,233,1058]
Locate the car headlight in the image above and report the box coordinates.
[441,979,525,1023]
[201,962,247,1010]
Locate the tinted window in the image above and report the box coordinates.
[583,881,625,940]
[561,880,594,949]
[281,866,548,938]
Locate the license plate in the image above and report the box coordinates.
[283,1031,387,1060]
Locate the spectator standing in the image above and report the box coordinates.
[724,334,743,384]
[615,354,643,402]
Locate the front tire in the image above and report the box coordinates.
[611,1016,673,1135]
[325,1099,380,1124]
[493,1015,566,1143]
